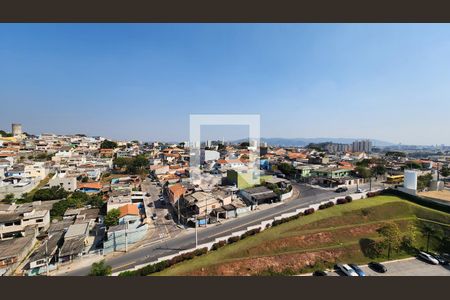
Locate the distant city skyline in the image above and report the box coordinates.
[1,24,450,145]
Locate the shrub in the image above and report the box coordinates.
[336,198,348,205]
[241,228,261,239]
[272,219,283,227]
[193,247,208,256]
[304,208,315,215]
[228,236,240,244]
[265,223,271,229]
[345,195,353,202]
[319,201,335,210]
[211,240,227,251]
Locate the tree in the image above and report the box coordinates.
[113,157,131,169]
[440,166,450,177]
[104,208,120,227]
[3,193,15,204]
[372,165,386,176]
[241,154,249,160]
[355,166,372,179]
[89,260,112,276]
[377,222,402,259]
[401,223,418,251]
[100,140,117,149]
[87,195,104,209]
[239,142,250,149]
[421,223,444,252]
[278,163,295,177]
[417,173,433,191]
[81,176,89,183]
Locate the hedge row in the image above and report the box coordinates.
[318,201,335,210]
[241,228,261,239]
[118,247,208,276]
[272,211,305,227]
[211,240,226,251]
[367,191,382,198]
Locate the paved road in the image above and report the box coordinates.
[316,258,450,276]
[61,182,380,276]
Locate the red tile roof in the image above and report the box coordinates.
[118,204,140,218]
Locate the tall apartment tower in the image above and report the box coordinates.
[352,139,372,153]
[11,123,22,137]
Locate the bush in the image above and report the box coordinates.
[304,208,315,215]
[211,240,227,251]
[241,228,261,239]
[336,198,348,205]
[345,196,353,202]
[367,191,381,198]
[319,201,335,210]
[228,236,240,244]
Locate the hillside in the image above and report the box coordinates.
[153,196,450,276]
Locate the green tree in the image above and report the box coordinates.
[355,166,372,179]
[401,223,418,251]
[377,222,402,259]
[421,223,444,252]
[81,176,89,183]
[100,140,118,149]
[440,166,450,177]
[3,193,15,204]
[87,195,104,209]
[417,173,433,191]
[104,208,120,227]
[113,157,132,169]
[372,165,386,176]
[278,163,295,177]
[89,260,112,276]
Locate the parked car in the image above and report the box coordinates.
[368,262,387,273]
[429,253,450,265]
[335,264,358,276]
[356,188,364,193]
[335,187,348,193]
[418,251,440,265]
[148,202,154,208]
[151,213,158,220]
[313,270,327,276]
[349,263,366,276]
[165,213,172,220]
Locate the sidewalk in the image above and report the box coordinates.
[49,254,104,276]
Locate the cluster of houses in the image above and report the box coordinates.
[1,125,449,276]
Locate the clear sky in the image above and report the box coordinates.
[1,24,449,145]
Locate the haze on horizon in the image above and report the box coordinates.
[1,24,450,145]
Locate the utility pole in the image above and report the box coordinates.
[125,221,128,253]
[45,238,49,276]
[195,220,198,248]
[177,198,181,225]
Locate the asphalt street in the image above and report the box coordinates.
[61,181,381,276]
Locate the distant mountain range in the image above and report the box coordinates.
[234,137,395,147]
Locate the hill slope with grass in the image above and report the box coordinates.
[153,196,450,276]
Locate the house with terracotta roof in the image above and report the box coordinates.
[118,204,141,224]
[167,183,186,205]
[103,203,148,254]
[77,182,102,193]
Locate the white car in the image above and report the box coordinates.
[418,251,440,265]
[336,264,359,276]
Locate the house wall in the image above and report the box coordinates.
[103,224,148,254]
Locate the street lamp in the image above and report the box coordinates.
[187,216,198,248]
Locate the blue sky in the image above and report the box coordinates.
[1,24,449,145]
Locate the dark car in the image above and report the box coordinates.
[313,270,327,276]
[430,253,450,265]
[349,263,366,276]
[165,213,172,220]
[368,262,387,273]
[335,187,348,193]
